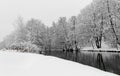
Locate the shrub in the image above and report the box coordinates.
[9,42,41,53]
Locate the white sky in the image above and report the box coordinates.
[0,0,92,41]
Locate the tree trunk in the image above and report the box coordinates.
[91,40,95,49]
[95,36,102,49]
[107,0,118,49]
[74,41,78,62]
[95,37,100,48]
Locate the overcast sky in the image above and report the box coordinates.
[0,0,92,41]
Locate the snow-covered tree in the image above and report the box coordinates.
[51,17,70,50]
[76,0,120,49]
[26,19,47,48]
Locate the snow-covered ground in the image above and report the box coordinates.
[82,42,120,51]
[0,50,118,76]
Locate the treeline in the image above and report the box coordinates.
[1,0,120,53]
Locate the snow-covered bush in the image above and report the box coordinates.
[9,42,40,53]
[21,42,40,53]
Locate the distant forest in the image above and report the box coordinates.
[0,0,120,53]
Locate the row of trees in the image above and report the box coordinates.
[0,17,49,53]
[0,0,120,53]
[77,0,120,49]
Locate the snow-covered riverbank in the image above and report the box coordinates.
[0,51,118,76]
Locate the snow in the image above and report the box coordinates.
[0,50,118,76]
[82,42,120,51]
[82,47,118,51]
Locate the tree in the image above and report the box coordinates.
[77,2,103,49]
[51,17,69,50]
[13,16,27,43]
[26,19,47,49]
[69,16,79,61]
[76,0,120,49]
